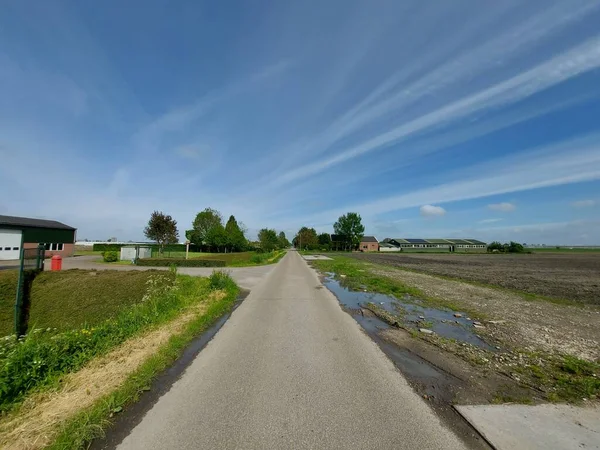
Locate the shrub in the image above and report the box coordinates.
[102,251,119,262]
[208,270,235,291]
[136,258,226,267]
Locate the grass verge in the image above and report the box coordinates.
[2,270,170,337]
[312,255,599,403]
[46,271,239,450]
[311,256,485,318]
[0,271,239,449]
[1,270,181,411]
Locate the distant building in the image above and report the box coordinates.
[381,238,486,252]
[359,236,379,252]
[0,215,76,260]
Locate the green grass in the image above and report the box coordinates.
[311,256,485,318]
[0,270,235,413]
[513,353,600,402]
[25,270,172,334]
[95,259,136,265]
[148,250,286,267]
[46,272,239,449]
[0,270,18,337]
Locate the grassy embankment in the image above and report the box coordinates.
[310,255,600,403]
[0,269,239,449]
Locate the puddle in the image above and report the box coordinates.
[323,274,494,351]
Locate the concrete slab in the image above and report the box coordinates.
[302,255,332,261]
[455,404,600,450]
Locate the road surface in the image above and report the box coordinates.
[116,251,467,449]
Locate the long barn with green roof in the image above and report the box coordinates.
[380,238,486,252]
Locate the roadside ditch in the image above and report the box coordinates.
[314,269,556,450]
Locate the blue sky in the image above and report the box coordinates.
[1,0,600,245]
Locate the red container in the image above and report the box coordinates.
[51,255,62,271]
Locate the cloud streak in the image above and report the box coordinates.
[488,203,516,212]
[273,32,600,186]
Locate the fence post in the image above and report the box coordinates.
[14,234,25,336]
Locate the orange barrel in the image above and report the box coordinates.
[51,255,62,271]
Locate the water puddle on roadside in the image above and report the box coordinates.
[323,274,494,351]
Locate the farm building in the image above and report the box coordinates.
[359,236,379,252]
[381,238,486,252]
[0,215,77,260]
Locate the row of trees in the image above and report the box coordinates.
[143,209,292,253]
[292,212,365,251]
[185,208,247,253]
[257,229,290,252]
[487,241,525,253]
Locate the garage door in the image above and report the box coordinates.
[0,229,22,260]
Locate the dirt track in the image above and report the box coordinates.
[350,253,600,305]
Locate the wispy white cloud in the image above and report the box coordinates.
[296,134,600,225]
[478,218,504,224]
[488,202,516,212]
[272,33,600,186]
[420,205,446,217]
[571,199,596,208]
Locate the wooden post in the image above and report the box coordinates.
[185,240,190,260]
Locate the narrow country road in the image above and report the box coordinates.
[116,251,467,449]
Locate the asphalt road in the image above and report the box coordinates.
[116,251,467,449]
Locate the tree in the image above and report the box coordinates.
[225,215,247,252]
[277,231,290,249]
[318,233,332,250]
[508,241,525,253]
[258,228,279,252]
[487,241,503,252]
[293,227,318,249]
[189,208,223,246]
[144,211,179,253]
[205,224,228,252]
[333,212,364,251]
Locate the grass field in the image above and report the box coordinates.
[143,250,286,266]
[0,269,172,336]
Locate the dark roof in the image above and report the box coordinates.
[361,236,378,243]
[405,238,428,244]
[467,239,487,245]
[0,215,75,230]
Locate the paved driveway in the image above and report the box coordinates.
[114,251,466,449]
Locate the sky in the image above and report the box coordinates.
[1,0,600,245]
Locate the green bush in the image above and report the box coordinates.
[208,270,235,291]
[136,258,226,267]
[102,251,119,262]
[93,244,125,252]
[250,253,265,264]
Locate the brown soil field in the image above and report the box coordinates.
[349,253,600,305]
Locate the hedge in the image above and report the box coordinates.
[136,258,226,267]
[92,244,125,252]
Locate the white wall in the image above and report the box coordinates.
[380,246,401,252]
[0,229,22,260]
